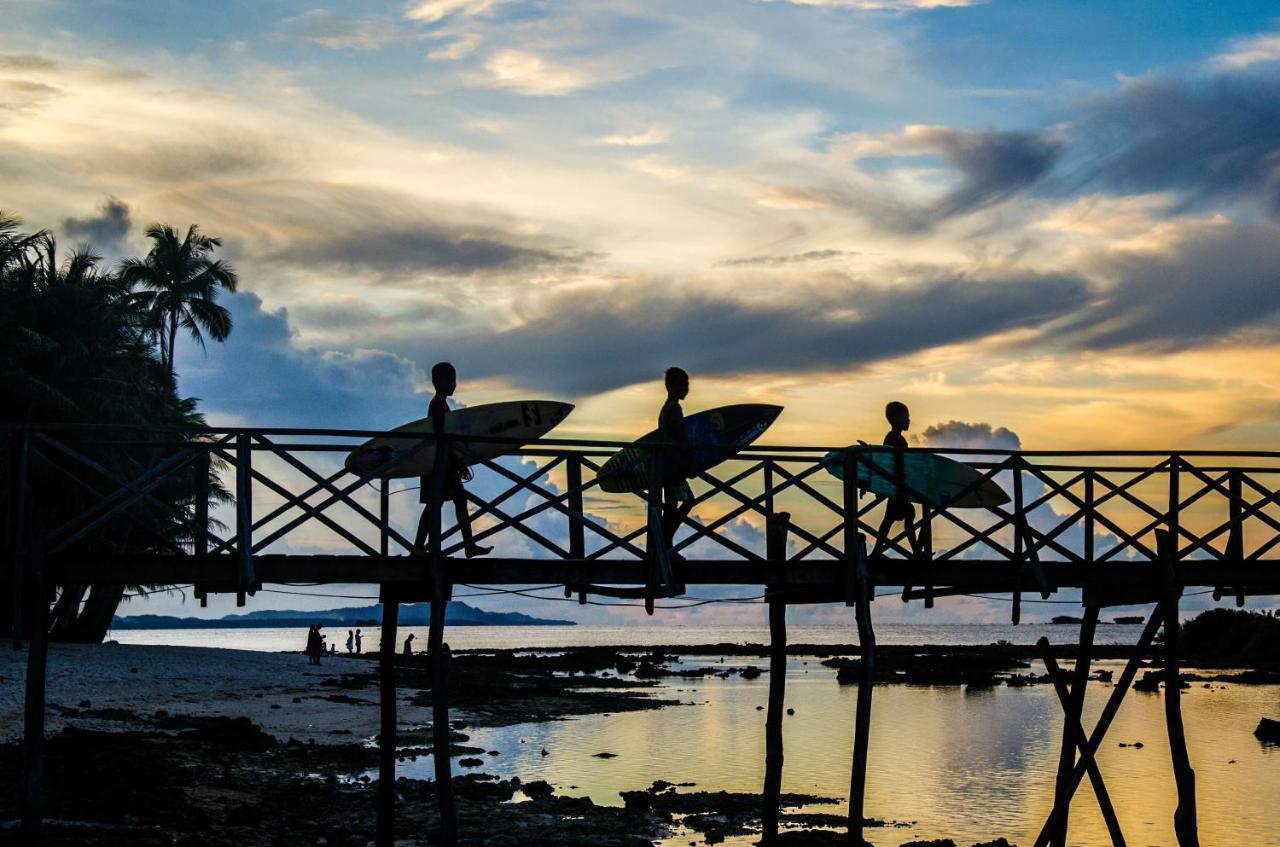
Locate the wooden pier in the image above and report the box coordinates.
[8,423,1280,845]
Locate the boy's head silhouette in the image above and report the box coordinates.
[886,400,910,432]
[665,367,689,400]
[432,361,457,396]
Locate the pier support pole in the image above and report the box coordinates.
[20,535,47,845]
[427,450,458,847]
[1158,527,1199,847]
[1051,604,1100,847]
[761,511,790,844]
[848,531,875,845]
[376,588,399,847]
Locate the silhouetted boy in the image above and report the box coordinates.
[658,367,695,558]
[871,401,921,559]
[354,629,363,654]
[414,362,491,559]
[403,633,415,656]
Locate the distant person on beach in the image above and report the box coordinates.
[658,367,695,559]
[871,401,921,559]
[346,630,354,654]
[355,629,363,654]
[305,624,321,665]
[414,362,492,559]
[403,633,415,656]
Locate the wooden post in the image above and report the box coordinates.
[1050,605,1101,847]
[20,534,47,845]
[10,428,29,649]
[848,533,874,846]
[235,433,253,607]
[1084,471,1095,565]
[1039,636,1126,847]
[760,511,790,844]
[843,453,858,607]
[427,436,458,847]
[376,590,399,847]
[1158,525,1199,847]
[568,455,585,559]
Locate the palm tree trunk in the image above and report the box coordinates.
[48,585,87,639]
[167,312,179,378]
[64,584,125,643]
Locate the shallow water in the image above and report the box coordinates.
[112,622,1150,653]
[114,625,1280,845]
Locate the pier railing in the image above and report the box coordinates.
[7,424,1280,611]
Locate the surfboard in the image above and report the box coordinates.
[597,404,783,494]
[823,447,1009,509]
[344,400,574,480]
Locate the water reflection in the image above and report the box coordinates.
[399,659,1280,846]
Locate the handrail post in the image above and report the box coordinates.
[235,433,253,606]
[380,477,390,558]
[194,445,210,608]
[1012,455,1025,624]
[1227,469,1243,606]
[1084,471,1095,566]
[567,454,585,559]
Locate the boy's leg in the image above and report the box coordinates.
[452,483,492,558]
[413,505,431,554]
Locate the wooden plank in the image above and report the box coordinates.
[235,433,254,606]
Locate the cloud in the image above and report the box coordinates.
[427,34,481,61]
[60,196,132,250]
[478,49,594,96]
[1068,75,1280,213]
[278,10,410,50]
[718,249,855,267]
[0,78,61,113]
[922,420,1021,450]
[405,0,504,24]
[401,267,1089,395]
[1056,220,1280,351]
[1210,31,1280,71]
[599,126,669,147]
[915,126,1061,218]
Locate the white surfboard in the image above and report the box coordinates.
[345,400,574,479]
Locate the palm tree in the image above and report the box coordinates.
[1,212,229,642]
[118,224,238,378]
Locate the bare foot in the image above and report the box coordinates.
[465,544,492,558]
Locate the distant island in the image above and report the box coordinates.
[111,601,575,630]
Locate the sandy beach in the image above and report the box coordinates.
[0,643,406,745]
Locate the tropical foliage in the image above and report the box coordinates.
[0,212,233,642]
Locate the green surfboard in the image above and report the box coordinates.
[823,447,1009,509]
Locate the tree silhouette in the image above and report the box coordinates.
[118,224,238,378]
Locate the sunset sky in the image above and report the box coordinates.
[6,0,1280,623]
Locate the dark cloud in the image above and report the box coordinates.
[1056,221,1280,350]
[400,268,1089,395]
[923,420,1021,450]
[921,127,1061,218]
[175,291,424,429]
[1069,75,1280,213]
[61,196,132,250]
[718,249,856,267]
[272,225,586,277]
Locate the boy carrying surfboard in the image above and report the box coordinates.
[870,401,921,559]
[658,367,695,559]
[414,362,492,559]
